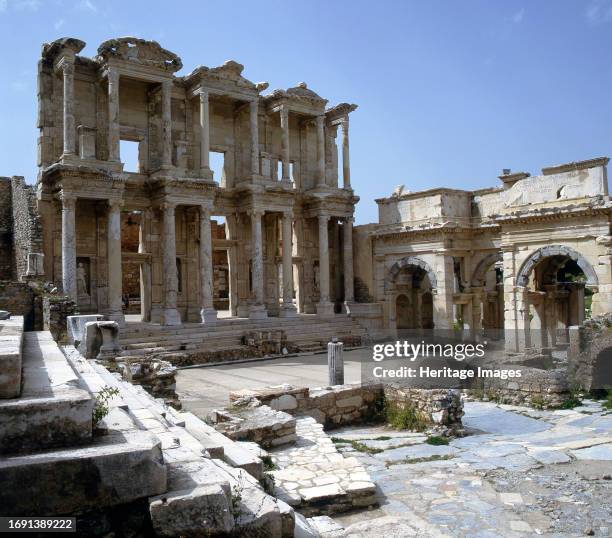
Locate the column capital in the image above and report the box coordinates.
[108,199,124,212]
[249,208,265,218]
[59,192,76,209]
[318,214,330,224]
[161,79,173,91]
[197,87,209,98]
[280,104,289,119]
[106,67,119,85]
[161,201,176,213]
[199,204,212,218]
[56,58,75,76]
[344,215,354,224]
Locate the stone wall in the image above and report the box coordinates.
[43,295,77,343]
[568,314,612,391]
[10,176,44,281]
[0,178,13,280]
[229,382,464,432]
[0,281,36,329]
[473,368,570,409]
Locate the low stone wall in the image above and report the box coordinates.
[0,316,23,399]
[472,368,570,409]
[568,314,612,391]
[118,356,179,408]
[43,295,77,343]
[230,382,464,432]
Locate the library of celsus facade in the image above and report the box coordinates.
[354,157,612,353]
[34,37,358,327]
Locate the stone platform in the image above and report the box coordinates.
[0,331,93,454]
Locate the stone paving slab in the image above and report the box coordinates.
[268,416,377,516]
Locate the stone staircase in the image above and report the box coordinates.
[118,314,367,357]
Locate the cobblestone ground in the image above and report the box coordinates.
[332,400,612,537]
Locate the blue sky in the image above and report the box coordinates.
[1,0,611,224]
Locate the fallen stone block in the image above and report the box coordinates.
[149,483,234,537]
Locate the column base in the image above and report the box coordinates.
[343,301,355,315]
[249,304,268,320]
[316,301,335,317]
[200,308,218,325]
[106,311,125,329]
[237,305,250,318]
[162,308,182,326]
[279,303,298,317]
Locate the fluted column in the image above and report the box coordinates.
[340,118,351,189]
[60,61,75,156]
[343,216,354,305]
[107,200,125,326]
[199,89,211,177]
[316,115,326,188]
[249,209,267,319]
[250,99,260,176]
[280,211,297,317]
[162,202,181,325]
[199,205,217,324]
[61,193,77,301]
[280,105,290,182]
[161,80,173,168]
[317,214,333,316]
[107,69,120,162]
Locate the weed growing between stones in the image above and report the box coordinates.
[426,436,449,445]
[387,454,455,467]
[386,401,428,432]
[92,386,120,426]
[260,472,276,495]
[261,455,278,471]
[331,437,384,455]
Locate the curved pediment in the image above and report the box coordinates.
[96,37,182,73]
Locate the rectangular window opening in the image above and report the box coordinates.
[210,151,225,184]
[120,140,140,173]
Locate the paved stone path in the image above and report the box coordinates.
[268,417,377,516]
[333,399,612,537]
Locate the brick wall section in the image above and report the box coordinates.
[0,178,13,280]
[10,176,43,280]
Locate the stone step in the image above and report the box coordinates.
[0,429,166,516]
[0,315,24,399]
[0,331,94,454]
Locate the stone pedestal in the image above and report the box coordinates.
[327,338,344,386]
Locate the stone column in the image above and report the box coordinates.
[161,80,173,168]
[250,99,260,176]
[139,210,151,322]
[162,202,181,325]
[250,209,267,319]
[340,117,351,189]
[199,205,217,324]
[107,200,125,327]
[328,337,344,385]
[199,89,211,176]
[280,105,290,182]
[316,115,326,188]
[61,194,77,301]
[343,216,355,306]
[226,215,239,317]
[107,69,120,162]
[280,211,297,317]
[317,214,334,316]
[60,61,76,156]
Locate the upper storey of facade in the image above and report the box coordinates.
[375,156,610,231]
[37,36,357,193]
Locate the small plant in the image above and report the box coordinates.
[92,386,120,426]
[386,402,428,432]
[530,395,545,410]
[426,435,449,446]
[230,483,243,520]
[261,455,278,472]
[331,437,383,454]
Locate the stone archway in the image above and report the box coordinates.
[472,252,503,287]
[472,252,504,332]
[386,256,437,292]
[516,245,598,288]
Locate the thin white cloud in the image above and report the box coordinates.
[586,0,612,24]
[76,0,96,12]
[512,7,525,24]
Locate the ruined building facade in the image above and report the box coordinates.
[32,37,358,326]
[354,157,612,353]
